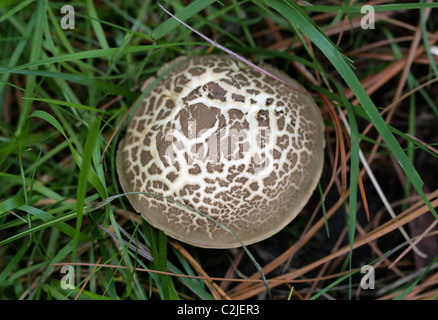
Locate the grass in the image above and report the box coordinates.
[0,0,438,300]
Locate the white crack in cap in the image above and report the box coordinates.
[116,55,325,248]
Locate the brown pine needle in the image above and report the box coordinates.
[75,257,102,300]
[389,220,438,270]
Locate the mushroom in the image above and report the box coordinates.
[116,55,324,248]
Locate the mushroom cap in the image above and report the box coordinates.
[116,55,325,248]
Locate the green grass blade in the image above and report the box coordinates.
[0,172,63,202]
[335,81,360,299]
[0,194,26,215]
[0,44,199,75]
[157,231,180,300]
[0,245,28,285]
[19,205,89,241]
[318,183,329,238]
[85,0,109,49]
[0,211,77,246]
[72,118,101,262]
[419,0,438,78]
[108,31,134,67]
[15,0,44,137]
[24,97,105,113]
[394,254,438,300]
[0,67,136,98]
[0,0,34,24]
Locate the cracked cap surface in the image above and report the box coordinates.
[117,55,325,248]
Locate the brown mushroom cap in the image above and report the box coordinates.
[116,55,324,248]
